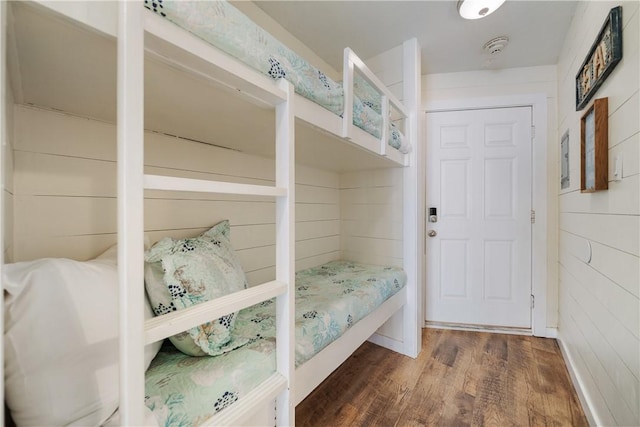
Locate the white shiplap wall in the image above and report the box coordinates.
[556,2,639,426]
[11,105,340,285]
[339,167,405,342]
[340,168,404,267]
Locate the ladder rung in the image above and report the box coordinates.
[145,280,287,344]
[144,174,287,197]
[200,373,287,426]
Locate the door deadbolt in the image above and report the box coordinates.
[429,207,438,223]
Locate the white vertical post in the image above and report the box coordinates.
[342,48,354,140]
[117,2,145,424]
[0,2,6,425]
[275,79,295,425]
[402,38,423,358]
[380,95,389,156]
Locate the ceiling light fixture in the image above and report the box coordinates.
[457,0,506,20]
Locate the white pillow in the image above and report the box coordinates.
[3,247,162,426]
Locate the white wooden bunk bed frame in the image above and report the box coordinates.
[0,1,423,426]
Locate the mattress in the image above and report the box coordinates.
[144,0,410,154]
[145,260,406,426]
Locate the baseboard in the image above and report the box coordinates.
[368,333,405,354]
[556,334,597,427]
[425,321,532,336]
[545,327,558,338]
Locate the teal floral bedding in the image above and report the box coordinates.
[145,261,406,426]
[292,261,406,365]
[143,0,410,154]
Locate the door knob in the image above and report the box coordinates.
[428,230,437,237]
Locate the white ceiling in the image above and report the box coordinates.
[255,0,578,74]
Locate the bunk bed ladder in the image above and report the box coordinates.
[118,2,295,425]
[118,2,146,424]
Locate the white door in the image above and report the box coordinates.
[425,107,532,329]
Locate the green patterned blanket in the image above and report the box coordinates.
[144,0,409,153]
[145,260,406,426]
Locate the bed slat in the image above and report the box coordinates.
[144,280,287,345]
[144,174,287,197]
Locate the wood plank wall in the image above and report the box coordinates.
[340,169,403,267]
[11,105,340,286]
[339,168,405,342]
[556,2,639,425]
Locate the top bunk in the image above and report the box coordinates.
[7,0,418,172]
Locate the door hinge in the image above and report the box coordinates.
[531,295,535,309]
[531,125,536,139]
[531,209,536,224]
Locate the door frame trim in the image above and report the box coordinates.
[424,93,549,337]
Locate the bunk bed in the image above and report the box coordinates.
[1,1,423,426]
[144,0,413,162]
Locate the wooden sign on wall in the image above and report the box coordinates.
[575,6,622,111]
[580,98,608,192]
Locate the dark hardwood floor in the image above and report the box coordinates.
[296,328,588,427]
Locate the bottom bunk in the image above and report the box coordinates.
[3,254,406,426]
[144,260,407,425]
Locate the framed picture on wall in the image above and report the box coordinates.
[580,98,608,192]
[561,130,570,189]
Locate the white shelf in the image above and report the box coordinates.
[145,280,287,345]
[144,174,287,197]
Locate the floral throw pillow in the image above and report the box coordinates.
[144,220,250,356]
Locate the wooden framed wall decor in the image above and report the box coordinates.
[580,98,608,192]
[575,6,622,111]
[561,130,570,189]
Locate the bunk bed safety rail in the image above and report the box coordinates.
[341,47,409,159]
[144,280,288,345]
[380,94,389,157]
